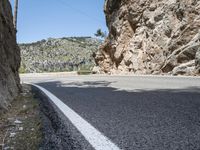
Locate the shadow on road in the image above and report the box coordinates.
[36,80,200,150]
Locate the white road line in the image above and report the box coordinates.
[31,83,121,150]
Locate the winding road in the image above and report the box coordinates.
[21,74,200,150]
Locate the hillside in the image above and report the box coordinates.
[19,37,102,73]
[95,0,200,75]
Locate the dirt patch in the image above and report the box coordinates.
[0,85,42,150]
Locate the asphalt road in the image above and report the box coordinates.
[21,74,200,150]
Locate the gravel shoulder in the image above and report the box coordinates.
[0,83,91,150]
[0,85,42,150]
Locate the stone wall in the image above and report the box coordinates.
[0,0,21,109]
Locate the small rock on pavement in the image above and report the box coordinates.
[7,118,14,121]
[21,92,27,96]
[4,146,11,150]
[9,133,16,138]
[14,119,22,124]
[19,127,23,131]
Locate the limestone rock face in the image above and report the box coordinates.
[96,0,200,75]
[0,0,21,109]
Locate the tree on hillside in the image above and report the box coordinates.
[94,29,107,39]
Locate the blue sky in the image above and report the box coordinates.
[10,0,107,43]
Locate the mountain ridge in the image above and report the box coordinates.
[19,37,102,73]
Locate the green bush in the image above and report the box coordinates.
[77,69,92,75]
[19,65,26,74]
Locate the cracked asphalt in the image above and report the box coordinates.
[21,75,200,150]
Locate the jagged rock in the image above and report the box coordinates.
[172,60,195,75]
[19,37,102,73]
[0,0,21,109]
[95,0,200,75]
[92,66,101,74]
[195,47,200,74]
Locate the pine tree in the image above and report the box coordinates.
[95,29,107,39]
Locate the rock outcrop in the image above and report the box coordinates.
[0,0,21,110]
[95,0,200,75]
[195,47,200,73]
[20,37,101,73]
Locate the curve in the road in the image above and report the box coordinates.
[31,83,121,150]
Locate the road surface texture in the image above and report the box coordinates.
[21,74,200,150]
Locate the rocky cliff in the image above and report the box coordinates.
[95,0,200,75]
[0,0,21,110]
[19,37,101,73]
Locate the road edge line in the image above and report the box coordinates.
[28,83,121,150]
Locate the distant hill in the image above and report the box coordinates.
[19,37,102,73]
